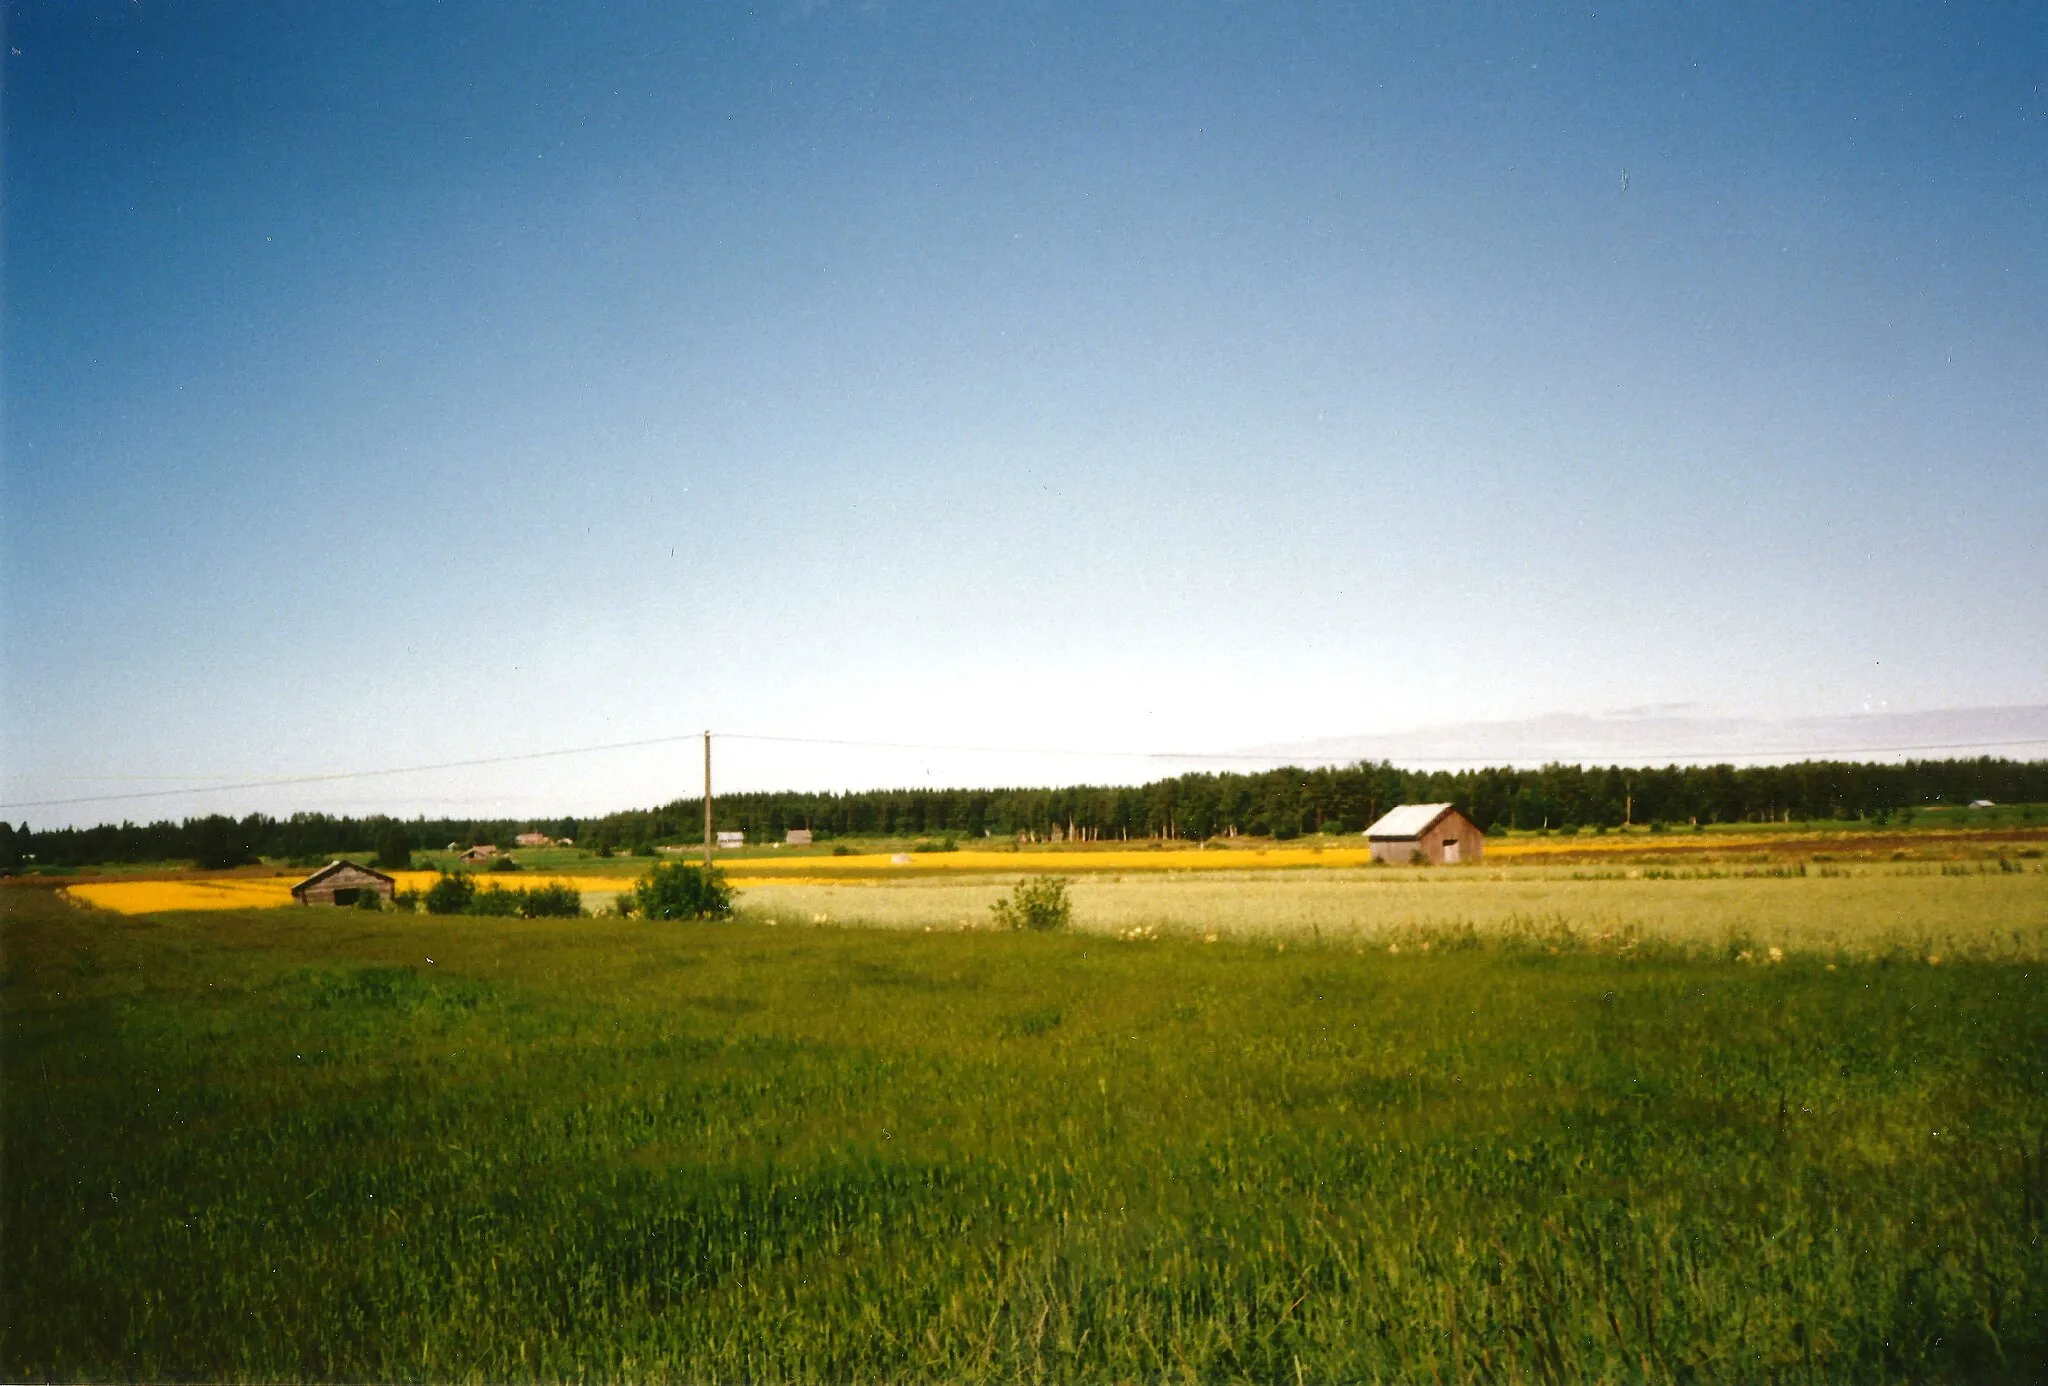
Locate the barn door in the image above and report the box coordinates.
[1442,839,1460,864]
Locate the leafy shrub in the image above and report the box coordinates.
[486,854,519,872]
[424,873,477,915]
[595,843,614,859]
[520,883,583,918]
[991,876,1071,932]
[470,885,525,917]
[1319,821,1346,836]
[632,861,733,920]
[352,888,385,911]
[463,882,585,918]
[631,841,654,857]
[392,888,423,913]
[832,844,855,857]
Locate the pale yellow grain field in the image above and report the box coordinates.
[735,864,2048,960]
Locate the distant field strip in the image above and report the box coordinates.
[62,854,2048,963]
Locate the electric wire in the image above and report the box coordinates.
[4,730,2045,813]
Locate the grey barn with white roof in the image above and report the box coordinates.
[1364,803,1484,865]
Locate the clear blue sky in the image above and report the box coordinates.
[6,2,2045,824]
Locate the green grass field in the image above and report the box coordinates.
[5,880,2045,1382]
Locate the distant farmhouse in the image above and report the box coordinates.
[514,832,553,847]
[785,829,814,846]
[716,831,746,850]
[1365,804,1484,865]
[458,845,498,863]
[291,860,395,907]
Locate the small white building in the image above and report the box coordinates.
[716,830,746,850]
[785,829,814,846]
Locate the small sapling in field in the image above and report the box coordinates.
[991,876,1072,931]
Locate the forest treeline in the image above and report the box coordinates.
[5,756,2044,869]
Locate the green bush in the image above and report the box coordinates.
[519,883,583,918]
[352,888,385,911]
[1319,821,1346,836]
[470,885,525,917]
[991,876,1071,932]
[486,854,519,873]
[631,861,733,921]
[461,882,585,918]
[424,873,477,915]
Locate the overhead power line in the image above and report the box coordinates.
[4,730,2045,813]
[0,732,711,811]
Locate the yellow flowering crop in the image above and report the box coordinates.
[68,872,633,916]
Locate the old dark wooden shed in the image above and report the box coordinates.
[290,859,397,906]
[1364,804,1485,865]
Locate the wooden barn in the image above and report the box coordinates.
[1365,803,1484,865]
[290,860,396,907]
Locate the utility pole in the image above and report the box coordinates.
[702,730,713,871]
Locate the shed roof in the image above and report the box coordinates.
[1364,803,1458,839]
[290,859,395,895]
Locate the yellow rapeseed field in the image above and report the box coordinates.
[66,872,632,915]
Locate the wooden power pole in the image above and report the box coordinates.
[702,730,713,870]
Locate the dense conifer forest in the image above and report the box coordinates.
[6,757,2043,869]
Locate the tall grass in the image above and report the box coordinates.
[4,883,2044,1380]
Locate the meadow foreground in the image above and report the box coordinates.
[4,880,2044,1381]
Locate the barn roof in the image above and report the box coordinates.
[1364,803,1458,839]
[290,859,395,894]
